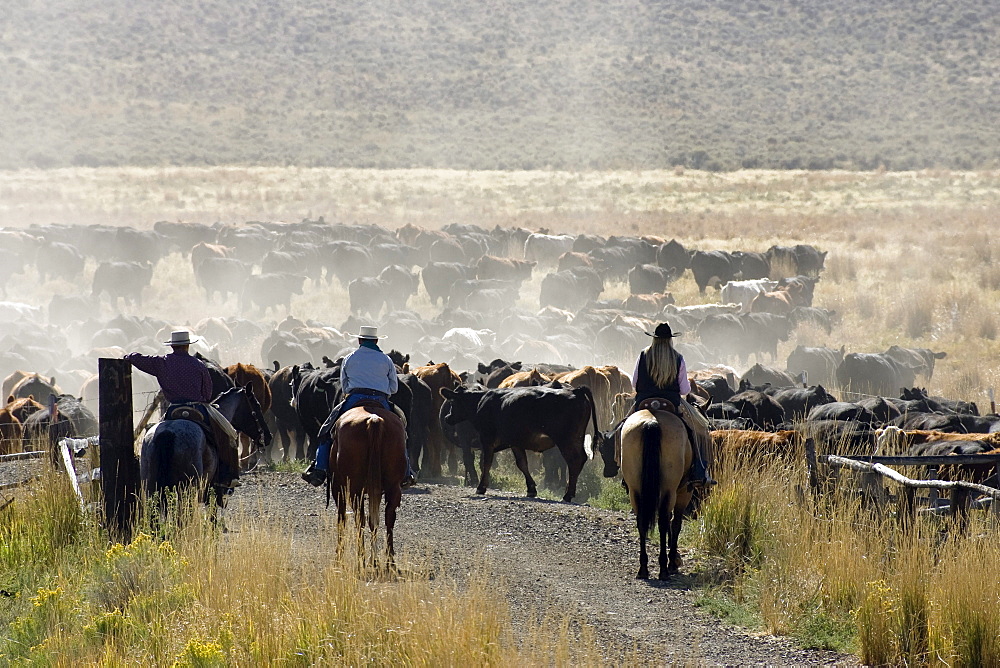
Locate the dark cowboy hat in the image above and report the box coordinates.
[645,322,682,338]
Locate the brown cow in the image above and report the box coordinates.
[749,290,795,314]
[711,429,801,462]
[6,396,44,423]
[498,368,552,388]
[413,362,462,478]
[623,292,675,315]
[2,370,29,401]
[225,363,272,460]
[598,365,633,396]
[190,242,231,272]
[0,408,23,455]
[876,426,1000,454]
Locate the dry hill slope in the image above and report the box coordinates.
[1,0,998,170]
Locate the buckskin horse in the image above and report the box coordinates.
[600,402,693,580]
[328,400,407,570]
[140,385,271,516]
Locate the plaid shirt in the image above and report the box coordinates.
[125,350,213,403]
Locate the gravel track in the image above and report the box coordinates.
[229,469,858,667]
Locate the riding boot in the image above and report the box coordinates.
[683,422,716,489]
[302,441,331,487]
[401,436,416,489]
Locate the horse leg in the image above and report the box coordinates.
[476,444,495,495]
[667,502,685,576]
[384,488,401,572]
[657,494,672,580]
[630,488,649,579]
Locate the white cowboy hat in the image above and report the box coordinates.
[352,325,385,340]
[163,330,199,346]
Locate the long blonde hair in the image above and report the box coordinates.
[645,336,679,387]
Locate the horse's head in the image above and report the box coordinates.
[219,385,272,451]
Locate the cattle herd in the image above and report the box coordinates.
[0,218,996,497]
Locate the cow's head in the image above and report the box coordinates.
[595,430,620,478]
[439,386,483,425]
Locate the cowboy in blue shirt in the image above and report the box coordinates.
[302,326,415,488]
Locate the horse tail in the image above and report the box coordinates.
[636,419,662,537]
[150,429,176,492]
[366,414,384,531]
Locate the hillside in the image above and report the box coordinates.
[1,0,998,170]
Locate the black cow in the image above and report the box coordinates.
[807,402,878,426]
[836,353,917,397]
[397,372,432,476]
[348,277,388,317]
[899,387,978,416]
[440,385,600,502]
[22,395,98,444]
[36,242,85,283]
[539,267,604,311]
[656,239,690,276]
[241,272,306,314]
[421,262,474,307]
[268,363,308,461]
[788,307,838,335]
[323,241,374,286]
[92,261,153,307]
[690,250,738,293]
[378,265,420,312]
[797,420,877,455]
[733,251,771,280]
[767,244,827,277]
[883,346,947,380]
[440,396,483,486]
[707,390,785,430]
[856,396,902,424]
[291,365,340,458]
[770,386,837,418]
[740,363,798,389]
[476,256,535,284]
[628,264,674,295]
[786,345,844,387]
[195,257,253,303]
[695,376,735,404]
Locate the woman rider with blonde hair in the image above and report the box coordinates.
[631,322,715,487]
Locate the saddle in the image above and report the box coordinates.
[165,403,208,426]
[636,397,679,414]
[164,402,227,452]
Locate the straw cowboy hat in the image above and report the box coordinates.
[352,325,385,340]
[164,330,199,346]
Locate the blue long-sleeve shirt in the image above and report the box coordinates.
[341,345,398,396]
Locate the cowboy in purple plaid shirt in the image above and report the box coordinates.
[126,331,241,488]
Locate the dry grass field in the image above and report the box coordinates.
[3,166,1000,401]
[3,167,1000,664]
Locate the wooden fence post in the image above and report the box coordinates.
[99,358,140,542]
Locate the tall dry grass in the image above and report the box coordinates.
[0,467,602,666]
[697,443,1000,662]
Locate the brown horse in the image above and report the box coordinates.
[329,401,407,569]
[619,409,693,580]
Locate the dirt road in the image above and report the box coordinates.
[232,470,856,666]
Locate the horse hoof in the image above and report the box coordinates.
[475,487,487,495]
[527,489,537,498]
[636,568,649,579]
